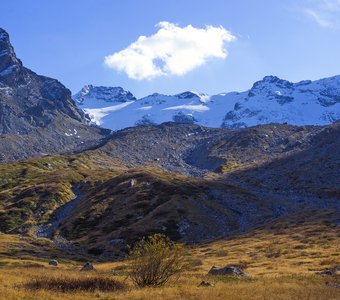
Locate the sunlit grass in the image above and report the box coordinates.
[0,208,339,300]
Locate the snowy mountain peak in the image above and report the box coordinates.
[73,85,136,105]
[73,75,340,131]
[248,76,293,97]
[175,91,200,99]
[262,75,284,83]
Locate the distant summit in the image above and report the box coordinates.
[73,75,340,131]
[73,85,136,105]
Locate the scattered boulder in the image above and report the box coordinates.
[315,269,336,276]
[208,265,247,277]
[198,280,215,287]
[48,260,58,267]
[129,179,136,187]
[80,262,96,272]
[44,163,52,170]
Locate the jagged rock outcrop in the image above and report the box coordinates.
[0,28,109,162]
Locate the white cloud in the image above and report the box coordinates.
[304,0,340,28]
[323,0,340,11]
[305,8,334,27]
[104,22,236,80]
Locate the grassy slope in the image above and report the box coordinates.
[0,152,125,232]
[58,168,261,249]
[0,154,266,252]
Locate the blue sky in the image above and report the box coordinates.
[2,0,340,97]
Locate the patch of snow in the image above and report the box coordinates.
[0,65,16,77]
[64,129,80,137]
[137,106,152,111]
[84,101,135,126]
[0,49,9,57]
[163,104,210,112]
[0,86,12,95]
[199,94,212,103]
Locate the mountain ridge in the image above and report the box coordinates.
[73,75,340,131]
[0,121,338,256]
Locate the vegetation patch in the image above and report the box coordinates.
[25,275,126,292]
[128,234,186,287]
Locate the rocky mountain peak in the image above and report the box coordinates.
[262,75,281,83]
[249,76,293,95]
[73,85,136,104]
[0,28,109,160]
[0,28,22,83]
[175,91,200,99]
[0,28,86,133]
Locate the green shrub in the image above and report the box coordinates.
[128,234,186,287]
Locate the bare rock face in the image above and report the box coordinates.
[208,265,247,277]
[0,29,22,85]
[0,28,109,162]
[0,28,82,133]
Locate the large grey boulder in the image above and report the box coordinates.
[80,262,96,272]
[48,259,58,267]
[315,268,336,276]
[208,265,247,277]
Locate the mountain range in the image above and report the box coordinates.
[0,27,339,260]
[73,75,340,131]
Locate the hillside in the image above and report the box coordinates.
[0,122,338,259]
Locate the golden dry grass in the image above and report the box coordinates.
[0,266,339,300]
[191,209,340,277]
[0,209,339,299]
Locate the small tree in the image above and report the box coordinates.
[128,234,186,287]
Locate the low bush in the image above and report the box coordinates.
[128,234,186,287]
[25,276,126,292]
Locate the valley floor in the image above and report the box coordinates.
[0,268,338,300]
[0,210,339,300]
